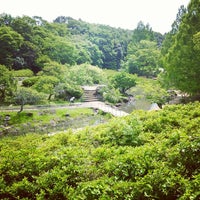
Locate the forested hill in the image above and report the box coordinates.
[0,13,164,73]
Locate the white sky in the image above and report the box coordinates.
[0,0,190,34]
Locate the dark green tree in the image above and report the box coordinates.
[0,26,23,67]
[11,16,36,41]
[162,0,200,96]
[0,13,13,26]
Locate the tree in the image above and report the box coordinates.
[193,31,200,51]
[37,61,68,82]
[162,0,200,96]
[0,13,13,26]
[13,41,41,73]
[111,72,136,94]
[14,87,44,113]
[131,21,154,44]
[33,76,59,100]
[124,40,160,77]
[0,65,16,103]
[42,35,77,65]
[11,16,36,41]
[0,26,23,67]
[55,83,83,100]
[68,64,105,85]
[171,5,187,34]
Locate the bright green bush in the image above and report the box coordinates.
[99,85,122,104]
[55,83,83,100]
[0,102,199,199]
[68,64,106,85]
[13,69,34,77]
[22,76,40,87]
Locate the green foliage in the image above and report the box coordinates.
[63,17,133,69]
[111,71,137,93]
[0,14,164,77]
[100,85,122,104]
[68,64,105,85]
[22,76,40,87]
[55,83,83,100]
[129,77,170,106]
[131,21,155,43]
[161,0,200,96]
[193,31,200,51]
[124,40,161,77]
[0,65,16,103]
[33,76,59,100]
[42,35,77,65]
[0,26,23,67]
[0,102,199,199]
[14,87,44,112]
[13,69,34,77]
[122,21,164,77]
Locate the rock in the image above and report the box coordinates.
[149,103,161,111]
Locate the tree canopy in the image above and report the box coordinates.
[161,0,200,96]
[1,2,200,102]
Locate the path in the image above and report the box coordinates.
[71,101,129,117]
[1,101,129,117]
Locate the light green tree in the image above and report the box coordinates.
[14,87,44,113]
[124,40,160,77]
[33,76,59,100]
[0,65,16,103]
[111,72,136,94]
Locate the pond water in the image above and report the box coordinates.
[119,97,152,113]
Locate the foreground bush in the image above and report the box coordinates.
[0,102,199,199]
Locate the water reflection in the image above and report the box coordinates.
[119,97,151,113]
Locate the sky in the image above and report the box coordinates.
[0,0,190,34]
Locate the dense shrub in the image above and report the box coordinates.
[0,102,199,199]
[68,64,105,85]
[55,83,83,100]
[99,85,122,104]
[22,76,40,87]
[13,69,34,77]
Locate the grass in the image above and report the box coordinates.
[0,107,111,136]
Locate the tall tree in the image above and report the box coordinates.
[131,21,154,44]
[0,26,23,67]
[124,40,160,77]
[162,0,200,96]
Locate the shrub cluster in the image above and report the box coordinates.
[0,102,199,199]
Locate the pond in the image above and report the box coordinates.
[119,96,152,113]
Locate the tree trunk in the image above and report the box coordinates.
[18,101,24,113]
[48,94,53,101]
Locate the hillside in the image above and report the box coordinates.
[0,14,164,72]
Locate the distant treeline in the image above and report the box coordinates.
[0,13,163,74]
